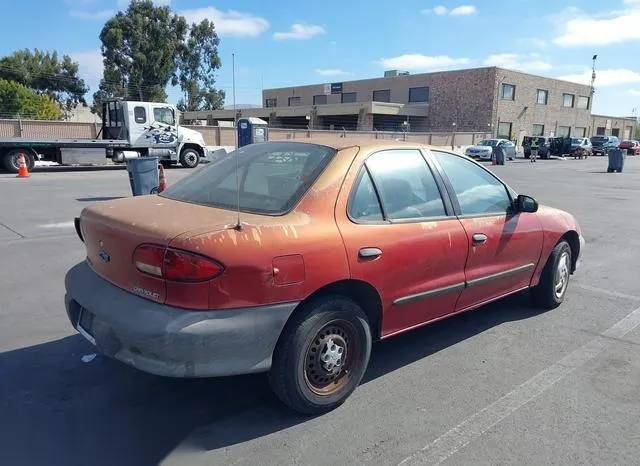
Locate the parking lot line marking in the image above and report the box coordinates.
[576,284,640,302]
[38,221,75,229]
[397,304,640,466]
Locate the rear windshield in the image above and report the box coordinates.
[160,141,337,215]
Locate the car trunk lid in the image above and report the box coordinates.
[79,195,238,303]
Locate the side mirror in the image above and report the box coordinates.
[515,194,538,213]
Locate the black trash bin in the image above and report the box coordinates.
[607,148,625,173]
[127,157,160,195]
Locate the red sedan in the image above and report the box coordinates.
[619,140,640,155]
[65,139,584,414]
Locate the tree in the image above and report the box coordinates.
[0,49,88,114]
[174,19,225,112]
[0,78,61,120]
[92,0,188,111]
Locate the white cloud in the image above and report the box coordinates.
[378,54,470,71]
[70,50,104,92]
[422,5,477,16]
[315,68,350,76]
[484,53,552,72]
[180,7,269,38]
[557,68,640,87]
[629,89,640,95]
[273,24,326,40]
[553,7,640,47]
[450,5,477,15]
[70,9,113,20]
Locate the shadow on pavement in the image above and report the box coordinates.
[0,292,544,466]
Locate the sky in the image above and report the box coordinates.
[1,0,640,117]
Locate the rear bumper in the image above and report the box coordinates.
[64,261,298,378]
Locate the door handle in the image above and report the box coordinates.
[359,247,382,259]
[472,233,488,244]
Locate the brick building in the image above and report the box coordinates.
[184,66,637,140]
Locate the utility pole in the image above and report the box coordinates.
[590,54,597,100]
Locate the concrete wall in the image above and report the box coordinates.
[494,69,593,142]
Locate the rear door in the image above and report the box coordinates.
[430,151,543,311]
[335,147,469,337]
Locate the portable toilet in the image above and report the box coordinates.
[237,117,269,148]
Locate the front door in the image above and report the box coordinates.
[335,147,469,338]
[431,150,544,311]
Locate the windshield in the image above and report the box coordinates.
[591,136,607,143]
[479,140,498,147]
[160,142,337,215]
[570,138,582,144]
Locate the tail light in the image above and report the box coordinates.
[133,244,224,282]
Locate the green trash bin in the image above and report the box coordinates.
[126,157,160,196]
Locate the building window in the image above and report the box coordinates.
[341,92,357,103]
[134,106,146,124]
[408,86,429,103]
[557,126,571,137]
[313,95,327,105]
[532,124,545,136]
[372,89,391,102]
[574,127,586,137]
[562,93,575,107]
[612,128,620,137]
[288,96,301,106]
[596,127,605,135]
[577,96,590,109]
[501,83,515,100]
[536,89,548,105]
[497,121,512,139]
[265,98,277,108]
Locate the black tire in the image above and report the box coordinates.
[2,149,35,173]
[269,296,372,415]
[160,160,174,168]
[531,240,572,309]
[179,148,200,168]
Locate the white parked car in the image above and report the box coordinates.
[465,139,516,161]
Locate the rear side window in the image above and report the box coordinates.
[134,106,146,124]
[359,149,446,220]
[160,142,336,215]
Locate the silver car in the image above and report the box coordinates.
[465,138,516,161]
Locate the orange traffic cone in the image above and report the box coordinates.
[16,153,30,178]
[157,164,167,193]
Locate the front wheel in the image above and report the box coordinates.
[179,148,200,168]
[531,240,572,309]
[269,296,372,415]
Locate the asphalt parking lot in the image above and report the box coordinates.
[1,154,639,466]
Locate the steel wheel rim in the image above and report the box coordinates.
[554,251,570,299]
[303,319,361,396]
[185,152,197,166]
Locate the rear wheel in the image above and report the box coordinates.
[531,240,572,309]
[269,296,372,415]
[2,149,33,173]
[179,148,200,168]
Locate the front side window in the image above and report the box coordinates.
[153,107,175,126]
[433,151,511,216]
[161,142,336,215]
[365,149,446,220]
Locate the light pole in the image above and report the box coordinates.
[590,54,597,101]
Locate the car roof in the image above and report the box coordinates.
[263,137,456,153]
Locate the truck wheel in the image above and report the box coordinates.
[531,240,572,309]
[2,150,32,173]
[179,148,200,168]
[269,296,372,415]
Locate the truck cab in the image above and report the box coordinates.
[103,100,208,168]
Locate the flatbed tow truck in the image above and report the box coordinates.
[0,100,210,173]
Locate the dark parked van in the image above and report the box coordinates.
[590,135,620,156]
